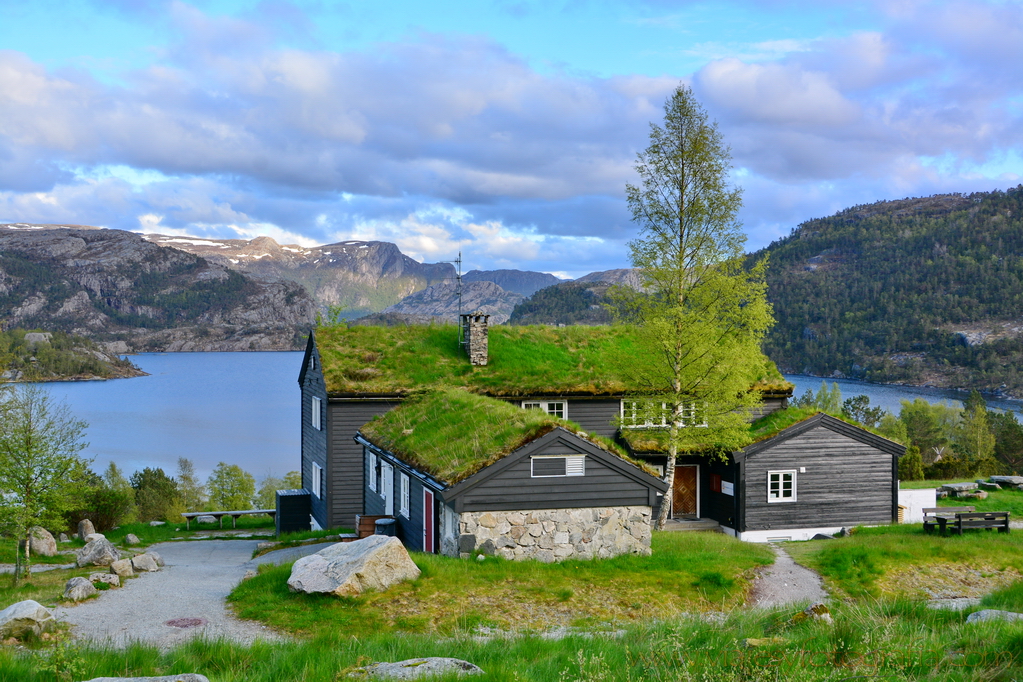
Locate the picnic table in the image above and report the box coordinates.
[922,506,1010,535]
[181,509,276,530]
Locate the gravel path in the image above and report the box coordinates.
[53,540,325,650]
[749,544,828,608]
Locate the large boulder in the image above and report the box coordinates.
[76,537,121,567]
[0,600,55,638]
[28,526,57,557]
[288,535,421,597]
[109,559,135,578]
[78,519,96,541]
[148,551,165,567]
[349,658,484,679]
[966,609,1023,624]
[64,577,98,601]
[131,553,161,573]
[991,476,1023,486]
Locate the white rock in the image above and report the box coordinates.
[196,515,218,524]
[110,559,135,578]
[79,676,210,682]
[288,535,420,597]
[76,537,121,567]
[966,609,1023,623]
[28,526,57,557]
[64,576,98,601]
[90,573,120,588]
[131,553,161,572]
[149,521,166,526]
[0,600,55,638]
[148,551,165,567]
[349,658,484,679]
[85,533,106,543]
[124,533,141,546]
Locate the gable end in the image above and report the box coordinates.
[736,413,904,461]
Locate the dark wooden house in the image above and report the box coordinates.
[299,318,791,532]
[354,389,668,561]
[622,412,905,541]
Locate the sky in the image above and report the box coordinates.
[1,1,1021,277]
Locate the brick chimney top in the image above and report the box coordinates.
[460,312,490,366]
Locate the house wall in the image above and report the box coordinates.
[456,506,653,562]
[328,400,397,529]
[702,457,739,528]
[300,345,328,529]
[741,424,896,532]
[363,448,432,552]
[565,399,621,438]
[455,438,656,513]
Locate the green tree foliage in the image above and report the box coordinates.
[130,467,182,522]
[283,471,302,489]
[509,282,612,326]
[176,457,207,512]
[898,399,959,462]
[841,395,885,429]
[207,462,256,511]
[752,186,1023,393]
[792,381,843,414]
[65,471,136,532]
[0,329,138,380]
[898,446,925,481]
[616,85,773,529]
[0,385,91,576]
[954,391,997,473]
[991,410,1023,473]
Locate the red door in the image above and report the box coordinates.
[423,489,435,553]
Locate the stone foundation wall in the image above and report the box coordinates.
[456,506,652,562]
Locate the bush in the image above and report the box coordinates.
[926,454,979,480]
[899,446,924,481]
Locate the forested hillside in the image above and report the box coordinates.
[755,186,1023,395]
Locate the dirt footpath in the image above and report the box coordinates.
[749,544,828,608]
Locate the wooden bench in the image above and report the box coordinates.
[946,511,1010,535]
[923,506,974,534]
[181,509,276,530]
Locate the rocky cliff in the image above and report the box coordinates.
[378,281,525,325]
[145,234,454,317]
[462,269,564,297]
[0,225,316,352]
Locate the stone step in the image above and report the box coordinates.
[660,519,722,532]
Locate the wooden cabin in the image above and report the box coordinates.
[298,320,791,531]
[355,389,668,561]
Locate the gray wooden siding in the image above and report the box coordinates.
[742,425,895,531]
[459,438,653,512]
[300,346,329,529]
[565,399,621,437]
[749,397,788,421]
[362,448,430,552]
[364,448,386,516]
[328,400,397,529]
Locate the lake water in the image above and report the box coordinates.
[32,353,1023,484]
[38,352,303,482]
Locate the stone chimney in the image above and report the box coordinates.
[461,312,490,366]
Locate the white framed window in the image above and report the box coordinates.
[311,396,322,430]
[522,400,566,419]
[399,473,410,517]
[531,455,585,478]
[768,470,796,503]
[381,462,394,516]
[368,452,377,492]
[621,400,707,429]
[312,462,322,499]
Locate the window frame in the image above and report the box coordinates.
[522,400,567,419]
[530,455,585,478]
[311,396,322,430]
[620,400,708,429]
[368,452,377,492]
[399,473,410,517]
[311,461,322,499]
[767,470,797,503]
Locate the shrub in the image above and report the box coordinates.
[898,446,924,481]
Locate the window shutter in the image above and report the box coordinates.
[565,455,585,476]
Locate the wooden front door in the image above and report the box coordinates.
[672,465,698,517]
[423,489,435,553]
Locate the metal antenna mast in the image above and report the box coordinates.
[443,251,464,348]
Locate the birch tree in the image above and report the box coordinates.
[616,85,773,529]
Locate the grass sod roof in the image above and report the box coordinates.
[316,323,791,397]
[620,406,904,454]
[358,388,660,484]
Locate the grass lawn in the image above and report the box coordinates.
[786,524,1023,599]
[228,531,774,638]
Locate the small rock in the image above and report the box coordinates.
[76,537,121,567]
[149,520,166,526]
[966,609,1023,624]
[195,515,218,524]
[131,553,160,572]
[0,600,55,639]
[791,602,833,625]
[745,637,787,647]
[85,533,106,543]
[256,542,277,551]
[28,526,57,557]
[124,534,141,546]
[59,533,70,543]
[349,658,484,679]
[90,573,120,588]
[109,559,135,578]
[64,576,98,601]
[148,551,164,567]
[243,570,257,579]
[78,519,96,541]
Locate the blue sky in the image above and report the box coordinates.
[1,0,1021,277]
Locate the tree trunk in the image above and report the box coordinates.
[657,423,680,530]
